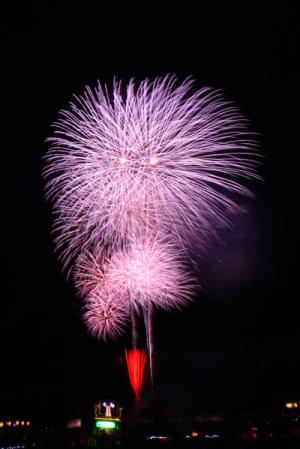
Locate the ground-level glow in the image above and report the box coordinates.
[286,402,298,409]
[96,421,117,429]
[147,435,168,440]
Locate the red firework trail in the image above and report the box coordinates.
[125,348,147,407]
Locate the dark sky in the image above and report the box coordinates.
[2,5,298,422]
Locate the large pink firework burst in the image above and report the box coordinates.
[44,75,260,270]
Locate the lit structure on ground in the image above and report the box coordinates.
[0,419,30,428]
[93,400,122,434]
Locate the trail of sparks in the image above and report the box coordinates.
[125,348,147,408]
[144,305,154,389]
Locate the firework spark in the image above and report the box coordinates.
[44,75,260,270]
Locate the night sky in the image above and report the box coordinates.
[2,5,298,422]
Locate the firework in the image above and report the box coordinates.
[44,74,261,393]
[73,235,195,379]
[74,248,129,341]
[82,286,128,342]
[44,75,259,270]
[125,348,147,407]
[73,245,130,344]
[74,235,196,312]
[106,236,196,312]
[73,245,107,298]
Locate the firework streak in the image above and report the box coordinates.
[125,349,147,407]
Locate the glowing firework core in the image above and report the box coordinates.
[149,156,160,166]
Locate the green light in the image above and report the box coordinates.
[95,421,117,429]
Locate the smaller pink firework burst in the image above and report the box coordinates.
[74,248,129,341]
[106,236,197,312]
[73,246,107,298]
[83,286,128,342]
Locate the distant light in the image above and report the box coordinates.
[26,421,30,426]
[103,402,107,407]
[16,421,19,426]
[96,421,117,429]
[67,418,82,429]
[21,421,25,426]
[286,402,299,409]
[251,427,258,440]
[149,156,160,166]
[147,435,168,440]
[110,402,115,408]
[119,157,127,165]
[0,422,3,428]
[185,431,201,439]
